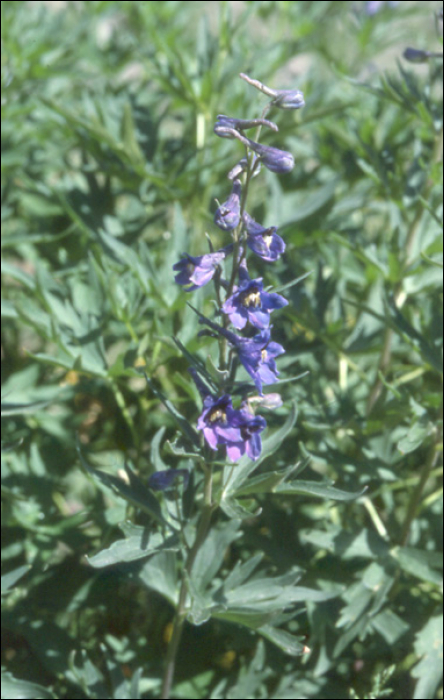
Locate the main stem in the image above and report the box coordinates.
[160,464,214,699]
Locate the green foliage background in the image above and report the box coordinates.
[1,1,442,699]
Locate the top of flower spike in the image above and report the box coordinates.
[239,73,305,110]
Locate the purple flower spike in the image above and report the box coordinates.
[148,469,190,492]
[214,179,242,231]
[222,276,288,330]
[243,212,285,262]
[173,248,229,292]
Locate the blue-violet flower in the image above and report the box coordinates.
[197,314,285,394]
[197,393,266,461]
[173,248,229,292]
[233,329,285,393]
[228,409,267,462]
[243,212,285,262]
[214,179,242,231]
[222,266,288,330]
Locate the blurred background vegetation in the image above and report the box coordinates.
[1,1,442,698]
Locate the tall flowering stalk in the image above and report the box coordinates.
[159,72,304,698]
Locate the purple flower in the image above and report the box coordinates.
[173,248,229,292]
[148,469,190,491]
[226,408,267,462]
[197,393,266,461]
[233,330,285,393]
[197,395,243,452]
[214,179,242,231]
[222,270,288,330]
[243,212,285,262]
[196,314,285,394]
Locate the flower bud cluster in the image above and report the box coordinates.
[173,73,304,464]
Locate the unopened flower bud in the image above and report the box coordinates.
[403,47,443,63]
[248,141,294,174]
[214,114,278,138]
[227,130,294,174]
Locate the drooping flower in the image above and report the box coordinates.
[214,179,242,231]
[173,247,230,292]
[222,264,288,330]
[243,212,285,262]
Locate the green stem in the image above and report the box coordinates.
[110,381,139,449]
[160,464,214,699]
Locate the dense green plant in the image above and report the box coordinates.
[1,2,442,699]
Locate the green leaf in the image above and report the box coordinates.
[233,461,307,497]
[138,551,178,605]
[77,440,170,530]
[144,374,200,447]
[412,615,443,700]
[0,672,56,700]
[258,625,307,656]
[86,527,179,568]
[191,521,241,593]
[371,608,410,645]
[390,545,443,585]
[1,564,30,593]
[274,479,366,501]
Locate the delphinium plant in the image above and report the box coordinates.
[144,73,325,698]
